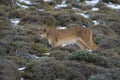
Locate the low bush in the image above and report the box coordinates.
[88,69,120,80]
[23,59,85,80]
[4,56,28,67]
[67,51,113,68]
[54,13,91,26]
[99,38,120,49]
[90,25,117,38]
[102,0,120,4]
[108,22,120,36]
[23,57,116,80]
[0,59,20,80]
[94,36,103,44]
[32,43,50,54]
[99,47,120,57]
[49,50,70,60]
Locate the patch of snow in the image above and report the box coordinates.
[38,9,44,11]
[62,44,67,47]
[17,2,29,9]
[85,0,100,6]
[10,18,20,25]
[32,55,40,59]
[10,18,24,30]
[79,13,89,18]
[76,11,89,18]
[19,0,32,5]
[45,53,51,55]
[54,4,68,9]
[54,0,68,9]
[21,77,24,80]
[56,26,66,29]
[72,7,79,10]
[82,25,87,28]
[92,7,99,11]
[61,0,66,4]
[105,3,120,9]
[92,20,99,25]
[62,41,76,47]
[18,67,26,71]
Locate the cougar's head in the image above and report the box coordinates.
[38,28,48,38]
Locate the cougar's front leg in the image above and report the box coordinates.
[76,40,87,51]
[51,38,60,49]
[51,42,58,48]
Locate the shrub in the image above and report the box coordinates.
[108,22,120,36]
[54,13,91,26]
[67,51,113,68]
[102,0,120,4]
[89,3,120,24]
[0,48,6,57]
[109,56,120,68]
[23,59,85,80]
[94,36,103,44]
[0,0,16,6]
[88,74,112,80]
[51,43,80,53]
[23,57,116,80]
[11,35,31,42]
[0,59,20,80]
[99,47,120,57]
[88,69,120,80]
[8,10,21,18]
[49,50,70,60]
[20,11,56,26]
[99,38,120,49]
[0,40,13,55]
[90,25,117,38]
[32,43,50,54]
[4,56,28,67]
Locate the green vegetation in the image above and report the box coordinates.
[94,36,103,44]
[32,43,50,54]
[67,51,113,68]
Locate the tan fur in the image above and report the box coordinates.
[38,27,97,51]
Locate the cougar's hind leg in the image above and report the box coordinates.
[76,40,87,51]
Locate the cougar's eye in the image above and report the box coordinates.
[40,33,42,34]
